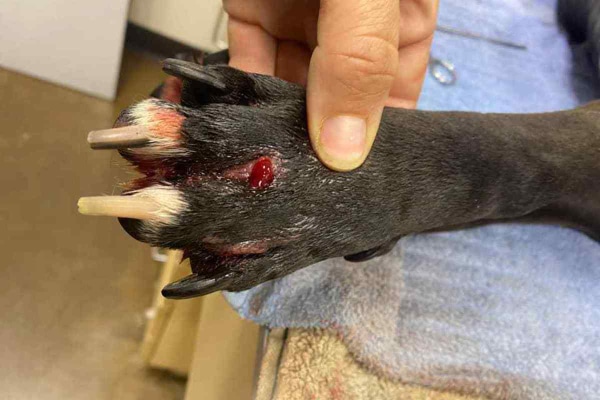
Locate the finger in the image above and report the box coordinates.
[227,17,277,75]
[387,33,434,108]
[388,0,439,108]
[307,0,401,171]
[275,40,311,86]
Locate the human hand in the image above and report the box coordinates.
[224,0,438,171]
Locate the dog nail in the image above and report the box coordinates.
[162,58,228,91]
[78,186,187,222]
[161,271,236,299]
[77,196,162,220]
[87,126,150,149]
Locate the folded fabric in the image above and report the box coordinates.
[256,328,483,400]
[226,1,600,398]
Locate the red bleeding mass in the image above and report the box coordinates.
[249,157,274,189]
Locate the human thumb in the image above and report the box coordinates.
[307,0,400,171]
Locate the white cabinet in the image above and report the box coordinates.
[128,0,228,53]
[0,0,130,100]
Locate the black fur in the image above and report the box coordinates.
[115,57,600,298]
[558,0,600,77]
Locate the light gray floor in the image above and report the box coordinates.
[0,51,186,400]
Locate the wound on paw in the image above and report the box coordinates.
[161,76,183,104]
[249,157,274,189]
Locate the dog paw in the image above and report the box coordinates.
[81,59,404,298]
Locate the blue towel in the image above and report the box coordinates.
[225,1,600,398]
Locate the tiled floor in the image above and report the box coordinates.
[0,50,186,399]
